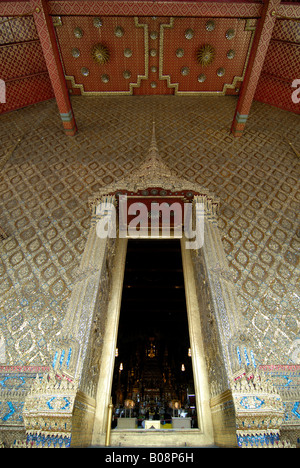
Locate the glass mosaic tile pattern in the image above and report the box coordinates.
[0,95,299,366]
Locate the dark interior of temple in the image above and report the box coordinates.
[111,239,197,429]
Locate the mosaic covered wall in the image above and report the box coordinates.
[0,16,54,114]
[254,18,300,113]
[0,95,299,444]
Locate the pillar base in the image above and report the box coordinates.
[231,112,248,137]
[60,111,77,136]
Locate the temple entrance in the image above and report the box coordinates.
[92,236,214,446]
[111,239,197,431]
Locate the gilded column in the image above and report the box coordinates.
[195,195,243,379]
[54,195,116,385]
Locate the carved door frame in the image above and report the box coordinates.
[54,125,248,446]
[91,234,215,446]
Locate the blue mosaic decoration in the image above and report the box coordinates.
[239,396,264,410]
[0,367,49,426]
[26,433,71,448]
[46,396,71,411]
[291,402,300,419]
[52,347,72,370]
[237,433,279,448]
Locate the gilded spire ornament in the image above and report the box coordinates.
[89,120,218,211]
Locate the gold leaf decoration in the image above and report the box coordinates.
[196,44,216,67]
[91,43,110,65]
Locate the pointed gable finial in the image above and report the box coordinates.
[89,118,218,213]
[139,120,172,178]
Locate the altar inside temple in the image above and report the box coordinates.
[111,239,198,430]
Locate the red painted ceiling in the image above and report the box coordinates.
[55,15,255,96]
[0,2,299,114]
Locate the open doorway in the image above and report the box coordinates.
[111,239,197,430]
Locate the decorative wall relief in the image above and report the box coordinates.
[23,370,78,448]
[73,27,83,39]
[91,44,110,65]
[160,17,255,95]
[184,28,194,40]
[55,16,255,96]
[196,44,216,67]
[232,370,285,447]
[57,16,149,95]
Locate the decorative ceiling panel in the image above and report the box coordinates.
[159,17,255,95]
[55,16,149,95]
[54,15,255,96]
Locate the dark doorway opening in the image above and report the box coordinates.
[111,239,197,430]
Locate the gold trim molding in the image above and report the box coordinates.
[210,389,233,408]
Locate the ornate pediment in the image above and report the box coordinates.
[89,122,219,211]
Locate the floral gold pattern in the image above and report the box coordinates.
[93,17,103,28]
[196,44,216,67]
[73,27,83,39]
[205,20,215,32]
[91,43,110,65]
[176,48,184,58]
[226,28,235,40]
[184,28,194,40]
[114,26,124,38]
[198,73,206,82]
